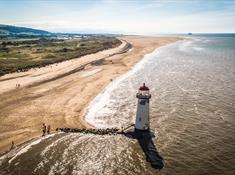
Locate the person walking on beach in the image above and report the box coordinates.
[47,125,51,135]
[42,123,46,136]
[16,84,20,88]
[9,141,14,150]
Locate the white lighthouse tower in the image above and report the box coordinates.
[135,83,151,131]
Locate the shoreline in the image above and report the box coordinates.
[82,36,185,128]
[0,36,183,153]
[83,40,181,128]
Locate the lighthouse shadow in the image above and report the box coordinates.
[123,129,164,170]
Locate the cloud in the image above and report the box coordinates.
[0,0,234,33]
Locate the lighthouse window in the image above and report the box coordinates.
[140,100,146,105]
[139,117,141,121]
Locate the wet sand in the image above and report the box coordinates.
[0,36,182,153]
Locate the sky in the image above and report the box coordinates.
[0,0,235,34]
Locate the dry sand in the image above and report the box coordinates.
[0,36,182,153]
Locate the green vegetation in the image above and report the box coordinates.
[0,37,121,76]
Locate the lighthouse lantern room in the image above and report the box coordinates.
[135,83,151,131]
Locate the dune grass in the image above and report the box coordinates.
[0,37,121,76]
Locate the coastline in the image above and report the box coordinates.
[0,36,183,153]
[84,39,181,128]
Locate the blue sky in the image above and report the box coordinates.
[0,0,235,34]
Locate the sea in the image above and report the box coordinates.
[0,34,235,175]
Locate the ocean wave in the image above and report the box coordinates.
[6,134,56,165]
[84,41,180,128]
[192,46,204,51]
[84,47,159,127]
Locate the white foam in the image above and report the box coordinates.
[40,134,73,157]
[179,40,193,51]
[193,47,204,51]
[48,134,92,175]
[33,134,78,173]
[8,134,56,164]
[84,42,178,128]
[179,38,205,52]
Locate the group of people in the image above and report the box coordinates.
[42,123,51,136]
[15,83,21,88]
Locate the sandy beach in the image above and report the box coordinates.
[0,36,182,153]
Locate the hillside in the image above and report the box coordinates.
[0,24,51,36]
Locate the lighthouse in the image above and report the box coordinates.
[135,83,151,132]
